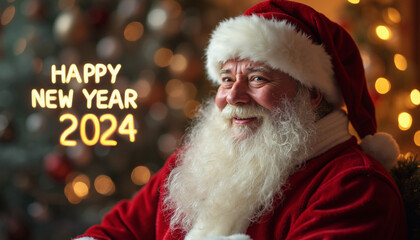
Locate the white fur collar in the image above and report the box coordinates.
[309,110,352,159]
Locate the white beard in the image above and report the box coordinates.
[164,89,317,239]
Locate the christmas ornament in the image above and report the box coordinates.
[44,152,73,183]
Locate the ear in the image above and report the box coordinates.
[309,88,323,108]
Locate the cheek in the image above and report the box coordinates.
[256,87,296,111]
[256,93,277,112]
[215,87,227,110]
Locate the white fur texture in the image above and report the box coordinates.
[360,132,400,171]
[72,238,97,240]
[205,15,340,106]
[203,234,252,240]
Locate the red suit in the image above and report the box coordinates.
[75,137,407,240]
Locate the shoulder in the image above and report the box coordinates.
[303,137,398,189]
[287,137,405,217]
[282,139,407,239]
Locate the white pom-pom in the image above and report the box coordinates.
[203,234,252,240]
[360,132,400,171]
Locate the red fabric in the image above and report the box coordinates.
[76,138,407,240]
[244,0,377,139]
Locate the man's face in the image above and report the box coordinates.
[215,59,298,130]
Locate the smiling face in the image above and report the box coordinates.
[215,59,299,130]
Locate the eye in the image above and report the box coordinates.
[251,76,266,82]
[220,77,234,88]
[249,75,268,87]
[222,77,233,83]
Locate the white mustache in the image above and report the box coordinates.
[220,104,270,120]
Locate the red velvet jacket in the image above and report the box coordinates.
[75,138,407,239]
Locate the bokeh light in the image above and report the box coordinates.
[147,8,167,30]
[375,77,391,94]
[149,102,168,121]
[165,79,184,97]
[33,58,43,74]
[394,54,407,71]
[169,54,188,73]
[410,89,420,105]
[162,0,182,19]
[166,79,187,109]
[94,175,115,196]
[72,174,90,198]
[131,166,151,186]
[135,79,152,99]
[64,183,82,204]
[1,6,15,25]
[14,38,27,56]
[386,8,401,23]
[158,133,177,154]
[124,21,144,42]
[398,112,412,131]
[58,0,76,10]
[375,25,391,40]
[414,131,420,147]
[347,0,360,4]
[154,48,173,67]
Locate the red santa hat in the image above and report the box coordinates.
[205,0,399,170]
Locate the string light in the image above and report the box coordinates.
[410,89,420,105]
[375,25,391,40]
[374,77,391,94]
[394,54,408,71]
[398,112,412,131]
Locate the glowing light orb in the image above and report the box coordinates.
[398,112,412,131]
[375,77,391,94]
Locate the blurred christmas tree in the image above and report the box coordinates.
[0,0,258,239]
[341,0,420,238]
[341,0,420,153]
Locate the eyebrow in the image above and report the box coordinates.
[246,66,270,73]
[220,69,231,74]
[219,66,271,74]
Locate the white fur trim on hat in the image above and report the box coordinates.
[205,15,341,106]
[72,237,97,240]
[203,234,253,240]
[360,132,400,171]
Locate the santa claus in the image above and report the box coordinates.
[75,0,407,239]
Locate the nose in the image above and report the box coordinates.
[226,79,251,106]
